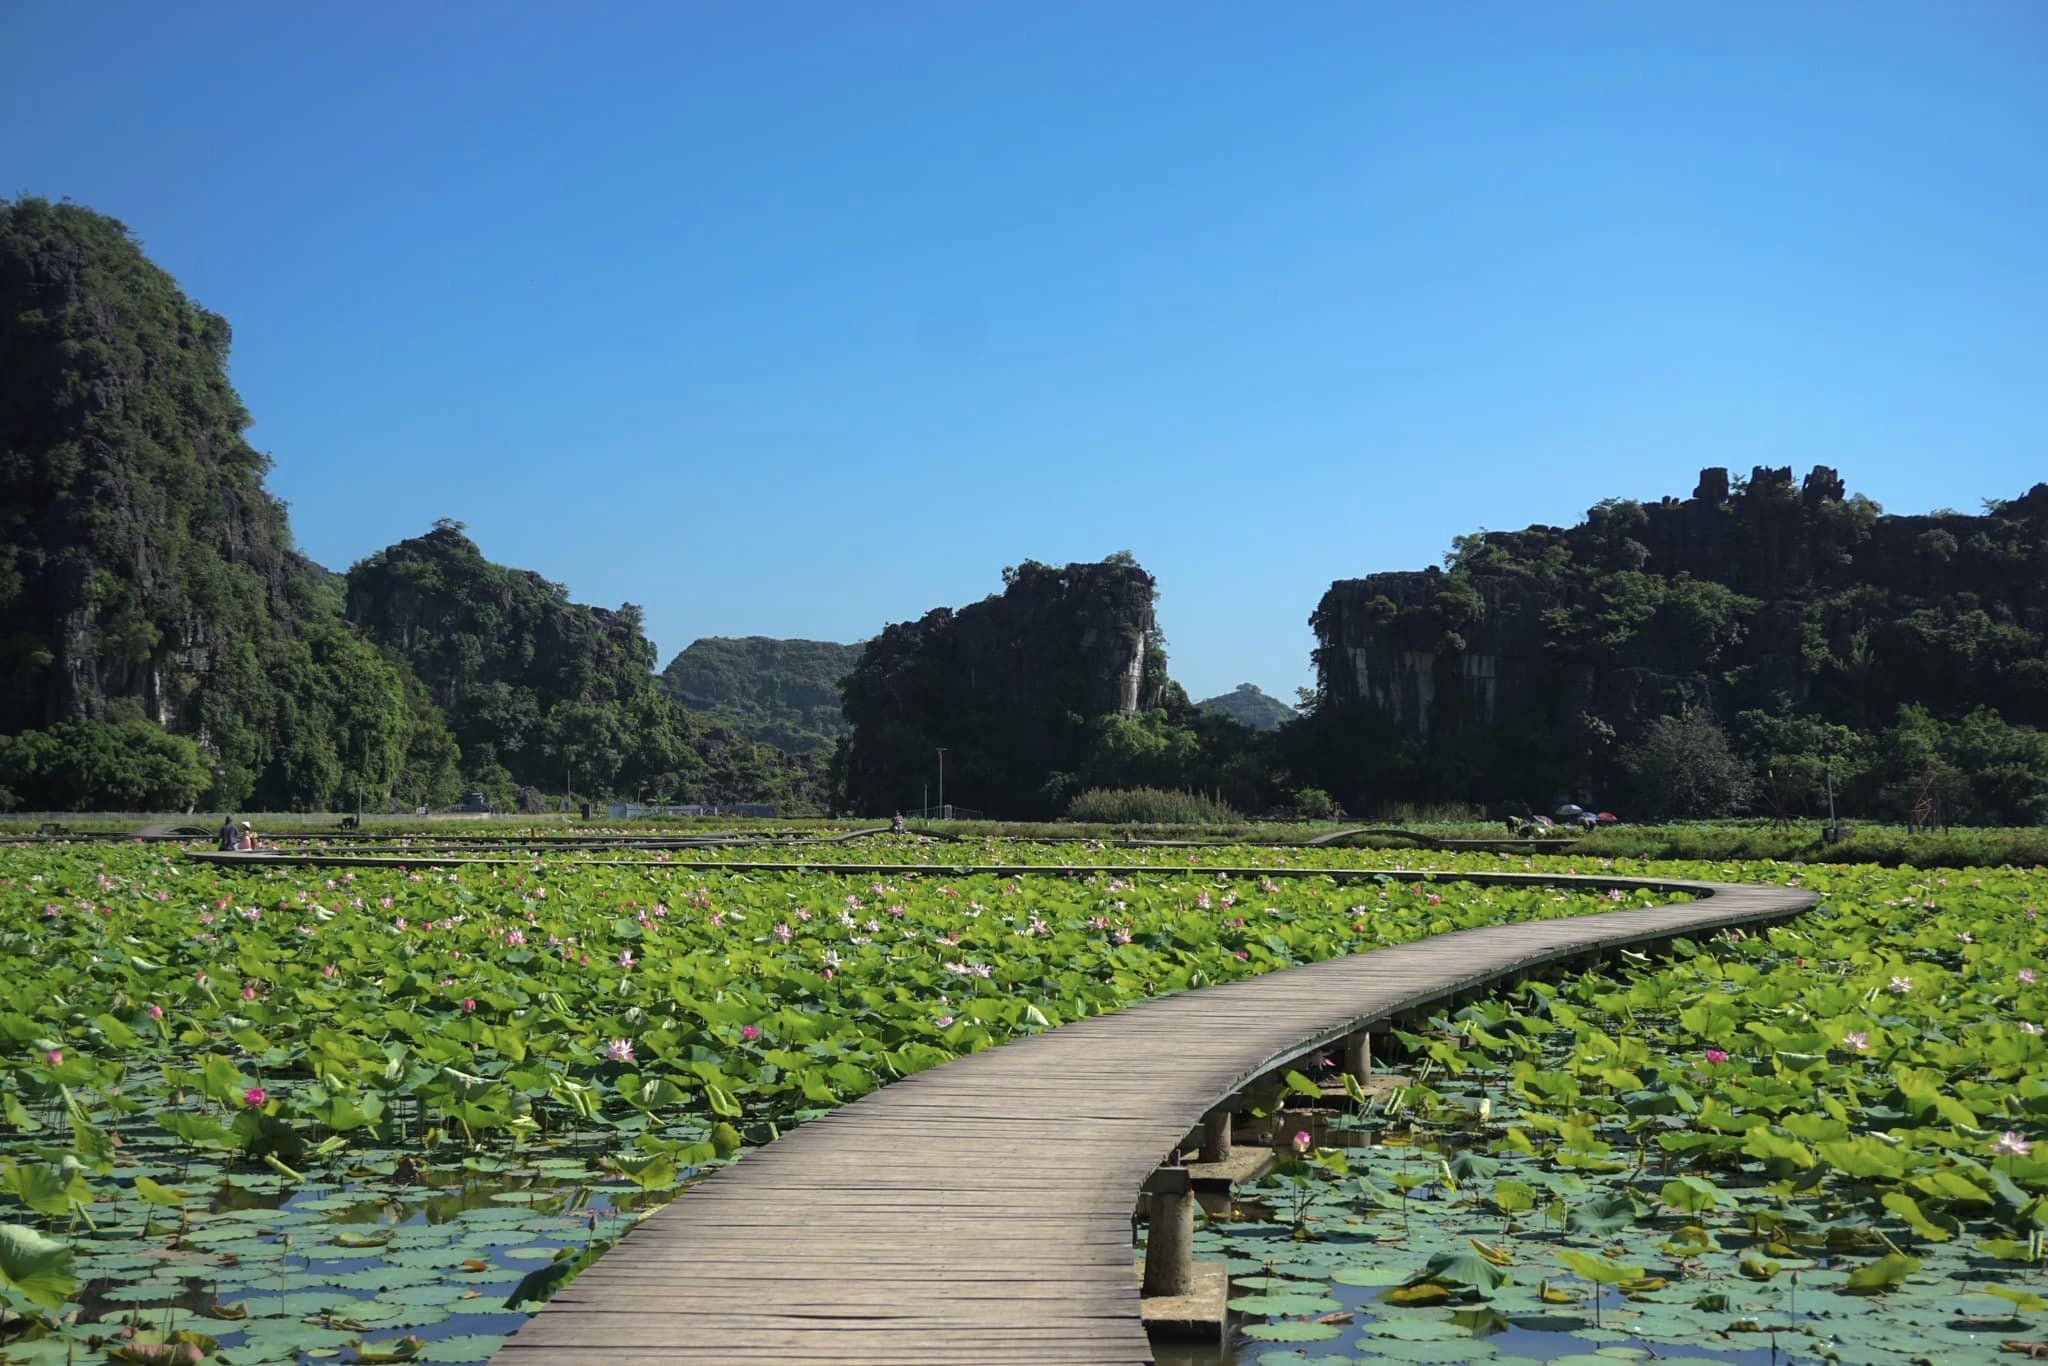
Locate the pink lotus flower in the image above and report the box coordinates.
[2022,969,2038,986]
[1842,1030,1869,1052]
[1889,975,1913,994]
[603,1038,634,1063]
[194,971,208,986]
[773,924,792,943]
[1291,1131,1312,1153]
[1994,1131,2032,1159]
[740,1024,761,1041]
[321,963,338,978]
[242,986,257,1001]
[242,1087,266,1107]
[1703,1049,1729,1065]
[1112,928,1132,945]
[43,1049,62,1067]
[617,950,634,970]
[146,1004,164,1020]
[934,1015,955,1028]
[461,998,476,1013]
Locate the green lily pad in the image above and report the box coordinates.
[1242,1318,1345,1342]
[1331,1263,1415,1286]
[1228,1291,1342,1316]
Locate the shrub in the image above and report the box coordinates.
[1291,787,1336,819]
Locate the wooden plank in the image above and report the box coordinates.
[468,867,1814,1364]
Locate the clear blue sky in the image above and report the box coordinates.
[8,3,2044,703]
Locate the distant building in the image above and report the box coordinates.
[606,802,776,819]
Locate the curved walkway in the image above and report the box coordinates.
[488,870,1816,1365]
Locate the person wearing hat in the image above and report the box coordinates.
[237,821,261,852]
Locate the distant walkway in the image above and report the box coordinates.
[490,870,1816,1365]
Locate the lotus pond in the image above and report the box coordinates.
[1179,860,2048,1365]
[0,842,1678,1363]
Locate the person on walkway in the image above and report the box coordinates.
[891,812,906,835]
[218,815,240,852]
[237,821,261,851]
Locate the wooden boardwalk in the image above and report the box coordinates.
[491,870,1816,1365]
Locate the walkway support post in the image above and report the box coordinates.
[1343,1032,1372,1084]
[1199,1106,1232,1163]
[1141,1167,1194,1298]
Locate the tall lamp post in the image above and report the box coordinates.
[936,748,946,819]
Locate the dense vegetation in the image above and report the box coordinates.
[1209,858,2048,1362]
[344,521,688,808]
[0,841,1655,1359]
[1197,682,1298,731]
[0,197,457,813]
[656,636,859,754]
[1301,467,2048,825]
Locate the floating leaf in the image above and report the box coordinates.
[0,1222,77,1310]
[1242,1319,1343,1342]
[1841,1252,1921,1294]
[1556,1250,1642,1286]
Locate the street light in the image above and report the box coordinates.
[936,748,946,819]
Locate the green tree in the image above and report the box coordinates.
[1618,713,1755,819]
[0,707,211,810]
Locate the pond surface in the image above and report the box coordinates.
[12,1156,666,1365]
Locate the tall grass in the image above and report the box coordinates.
[1062,787,1241,825]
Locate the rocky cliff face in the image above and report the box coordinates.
[1313,467,2048,744]
[346,523,655,711]
[343,523,671,788]
[0,197,436,808]
[835,558,1177,816]
[0,198,302,732]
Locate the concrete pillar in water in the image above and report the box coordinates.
[1343,1031,1373,1084]
[1142,1168,1194,1298]
[1199,1107,1232,1163]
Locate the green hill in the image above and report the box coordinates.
[657,637,860,754]
[1197,683,1297,731]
